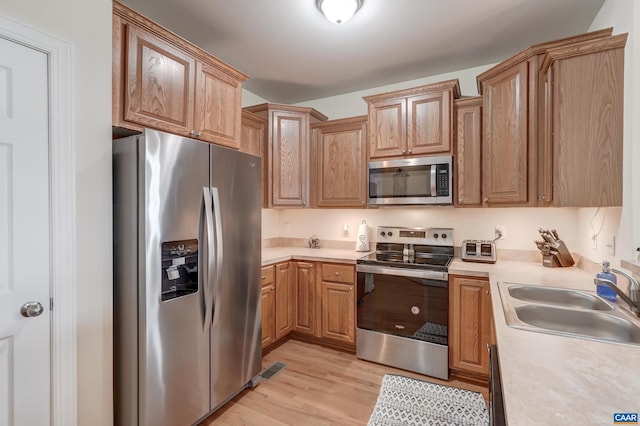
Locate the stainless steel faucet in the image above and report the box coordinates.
[594,268,640,317]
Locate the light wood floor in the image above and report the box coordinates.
[200,340,488,425]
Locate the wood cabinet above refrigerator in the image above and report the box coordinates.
[112,1,247,149]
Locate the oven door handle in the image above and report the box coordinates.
[356,264,447,281]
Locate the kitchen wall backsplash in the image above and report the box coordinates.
[261,206,624,266]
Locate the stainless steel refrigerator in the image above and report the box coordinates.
[113,129,262,425]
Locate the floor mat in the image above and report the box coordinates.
[368,374,489,426]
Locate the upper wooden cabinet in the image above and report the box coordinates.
[476,27,618,207]
[240,110,268,207]
[480,61,533,206]
[363,80,460,160]
[310,116,368,208]
[112,1,247,148]
[244,104,328,208]
[539,34,627,207]
[454,97,483,207]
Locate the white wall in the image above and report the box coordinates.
[292,63,494,120]
[0,1,113,425]
[242,88,268,107]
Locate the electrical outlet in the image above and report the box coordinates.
[495,226,507,240]
[604,234,615,256]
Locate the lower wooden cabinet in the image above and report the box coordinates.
[320,263,355,344]
[262,260,357,351]
[293,261,316,335]
[449,275,495,378]
[260,265,276,349]
[275,262,294,339]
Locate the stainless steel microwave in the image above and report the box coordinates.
[367,156,452,205]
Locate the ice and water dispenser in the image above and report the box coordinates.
[161,239,198,301]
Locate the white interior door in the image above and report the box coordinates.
[0,36,51,425]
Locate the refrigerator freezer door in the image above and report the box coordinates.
[140,130,211,425]
[209,145,262,411]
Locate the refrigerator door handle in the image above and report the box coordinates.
[201,186,215,331]
[210,186,224,328]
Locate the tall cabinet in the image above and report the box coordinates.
[454,97,483,207]
[244,104,328,207]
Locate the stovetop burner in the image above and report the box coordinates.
[357,226,454,272]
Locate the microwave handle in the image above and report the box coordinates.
[430,166,437,197]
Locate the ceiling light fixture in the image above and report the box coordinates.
[316,0,363,24]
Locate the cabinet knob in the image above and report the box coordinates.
[190,130,196,136]
[483,197,489,203]
[261,276,266,280]
[486,290,490,295]
[538,195,547,201]
[401,150,406,154]
[335,272,340,276]
[302,201,306,206]
[196,131,203,137]
[458,197,463,203]
[407,149,412,154]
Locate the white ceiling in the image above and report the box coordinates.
[119,0,606,104]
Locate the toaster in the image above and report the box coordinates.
[461,240,497,263]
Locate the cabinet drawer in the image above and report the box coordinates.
[321,264,355,284]
[261,265,275,287]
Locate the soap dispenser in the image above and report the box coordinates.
[596,260,617,301]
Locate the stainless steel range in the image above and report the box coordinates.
[356,226,453,380]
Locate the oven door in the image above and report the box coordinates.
[356,264,448,344]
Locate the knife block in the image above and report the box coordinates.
[542,240,574,268]
[542,255,561,268]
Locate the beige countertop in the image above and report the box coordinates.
[261,246,372,265]
[451,259,640,425]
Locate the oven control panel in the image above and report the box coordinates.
[376,226,453,246]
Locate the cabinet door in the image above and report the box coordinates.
[261,284,275,349]
[407,90,452,155]
[124,25,195,135]
[293,262,315,335]
[240,111,267,207]
[482,61,530,205]
[454,98,483,206]
[312,118,367,207]
[271,111,309,207]
[321,282,355,344]
[450,276,494,376]
[274,262,293,340]
[194,62,242,149]
[368,97,406,159]
[543,37,625,207]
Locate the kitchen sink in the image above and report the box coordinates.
[507,284,613,311]
[499,282,640,347]
[514,304,640,345]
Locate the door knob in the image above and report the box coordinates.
[20,301,44,318]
